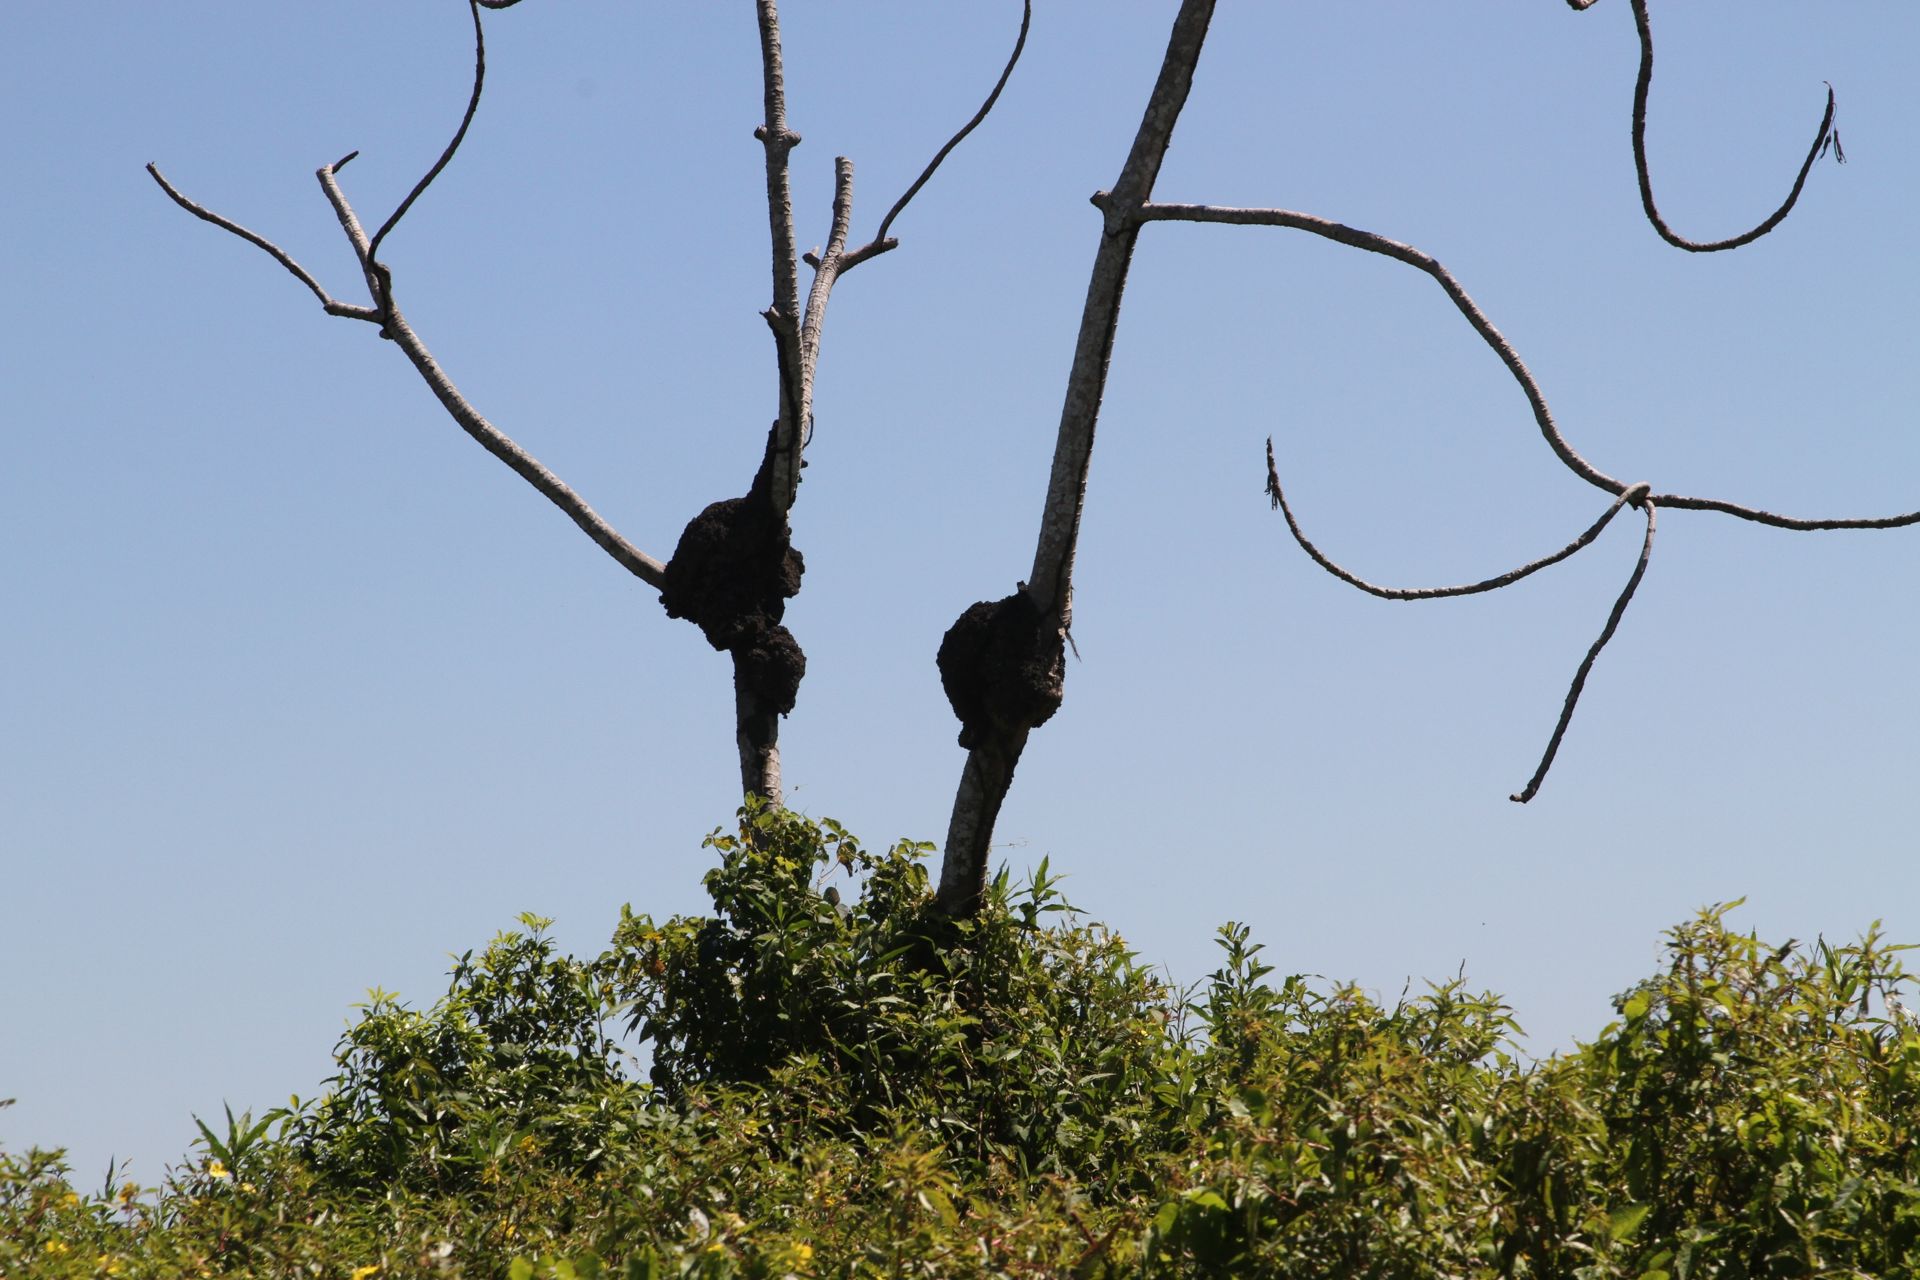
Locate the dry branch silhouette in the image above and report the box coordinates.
[1237,0,1898,802]
[149,0,1032,826]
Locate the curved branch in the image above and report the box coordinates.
[1511,500,1656,803]
[145,164,381,323]
[367,0,488,266]
[1134,201,1628,498]
[842,0,1034,272]
[1600,0,1837,252]
[1265,437,1649,600]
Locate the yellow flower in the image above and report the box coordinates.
[350,1266,381,1280]
[206,1158,231,1180]
[62,1190,82,1208]
[98,1255,125,1275]
[791,1242,815,1264]
[45,1239,71,1256]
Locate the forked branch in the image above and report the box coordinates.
[764,0,1036,515]
[1132,189,1920,801]
[147,0,666,589]
[1266,438,1657,803]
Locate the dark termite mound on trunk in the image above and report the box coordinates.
[937,589,1064,749]
[660,449,806,714]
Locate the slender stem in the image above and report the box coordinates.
[1511,501,1657,803]
[368,0,488,266]
[1648,494,1920,531]
[796,159,856,435]
[842,0,1034,271]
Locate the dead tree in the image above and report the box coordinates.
[928,0,1896,913]
[153,2,1903,921]
[149,0,1029,810]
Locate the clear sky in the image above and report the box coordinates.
[7,2,1918,1187]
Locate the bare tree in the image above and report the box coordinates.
[152,0,1902,921]
[150,0,1028,811]
[929,0,1897,913]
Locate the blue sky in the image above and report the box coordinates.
[6,2,1918,1185]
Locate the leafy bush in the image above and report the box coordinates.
[8,812,1920,1279]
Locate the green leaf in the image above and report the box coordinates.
[1609,1202,1652,1241]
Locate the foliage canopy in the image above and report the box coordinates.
[9,808,1920,1277]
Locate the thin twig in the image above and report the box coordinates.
[1511,500,1656,803]
[316,153,383,306]
[789,157,858,497]
[145,163,380,323]
[367,0,488,266]
[1265,437,1649,600]
[1134,201,1628,498]
[1651,492,1920,531]
[841,0,1034,272]
[1614,0,1836,252]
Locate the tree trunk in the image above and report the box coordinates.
[933,0,1219,916]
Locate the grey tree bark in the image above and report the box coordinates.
[935,0,1219,916]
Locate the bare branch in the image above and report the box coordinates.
[937,0,1221,916]
[1511,500,1656,803]
[841,0,1034,271]
[793,157,857,465]
[1649,493,1920,531]
[1591,0,1838,252]
[315,154,384,308]
[1135,201,1628,498]
[1265,437,1649,600]
[376,298,669,588]
[754,0,808,518]
[367,0,488,266]
[145,163,381,323]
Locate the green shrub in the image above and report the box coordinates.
[7,812,1919,1279]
